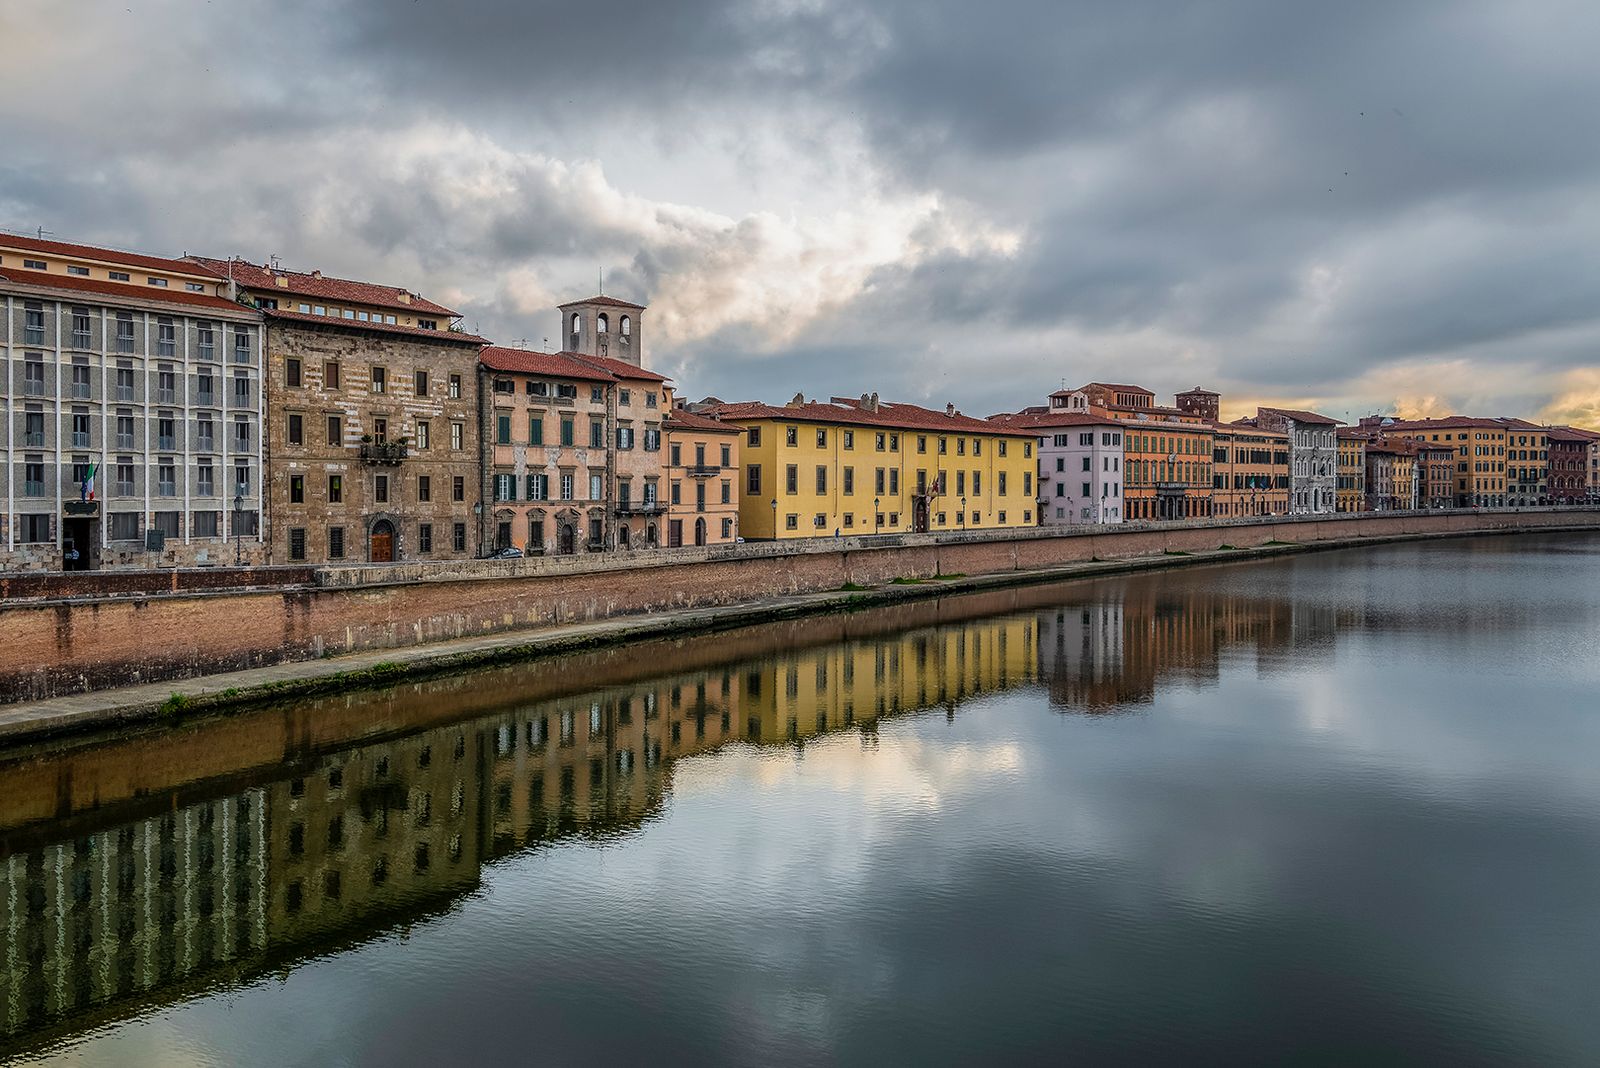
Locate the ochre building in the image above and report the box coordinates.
[711,393,1035,539]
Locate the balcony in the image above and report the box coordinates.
[685,464,721,478]
[360,440,409,465]
[616,501,666,516]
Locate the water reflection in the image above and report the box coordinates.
[0,591,1047,1057]
[2,534,1598,1062]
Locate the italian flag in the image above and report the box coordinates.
[80,461,98,501]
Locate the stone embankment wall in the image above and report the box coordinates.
[2,509,1596,704]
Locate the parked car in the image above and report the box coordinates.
[492,546,524,559]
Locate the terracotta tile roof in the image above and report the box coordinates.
[1080,382,1154,395]
[0,267,249,313]
[665,409,741,435]
[188,256,458,317]
[265,308,486,344]
[1213,421,1287,438]
[992,410,1124,429]
[566,351,669,383]
[1549,426,1600,442]
[479,346,616,381]
[1383,415,1503,431]
[1256,406,1342,426]
[558,294,646,310]
[0,232,215,277]
[706,397,1036,437]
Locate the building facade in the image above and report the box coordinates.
[2,234,265,572]
[1364,440,1418,511]
[1336,430,1367,512]
[664,409,741,546]
[1385,417,1509,507]
[1068,383,1213,520]
[1501,419,1549,506]
[999,408,1124,526]
[712,394,1035,539]
[1211,422,1290,517]
[198,257,486,565]
[1251,407,1339,514]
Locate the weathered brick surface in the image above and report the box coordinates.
[0,565,313,601]
[2,509,1596,704]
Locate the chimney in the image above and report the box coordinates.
[274,275,289,288]
[397,291,412,304]
[311,270,322,280]
[789,391,806,406]
[945,402,956,417]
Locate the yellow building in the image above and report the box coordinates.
[1211,422,1290,517]
[709,394,1035,539]
[1336,430,1367,512]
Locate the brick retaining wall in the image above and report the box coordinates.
[1,509,1596,704]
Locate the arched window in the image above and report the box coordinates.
[569,313,582,349]
[597,313,609,334]
[620,315,631,336]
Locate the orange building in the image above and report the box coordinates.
[1211,423,1290,517]
[663,408,741,546]
[1385,417,1509,507]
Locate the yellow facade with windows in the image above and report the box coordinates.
[710,397,1035,539]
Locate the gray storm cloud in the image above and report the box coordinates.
[3,0,1599,421]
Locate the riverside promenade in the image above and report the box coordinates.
[3,508,1599,744]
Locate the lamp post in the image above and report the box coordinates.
[874,497,880,535]
[770,497,777,540]
[960,496,966,531]
[233,486,244,566]
[473,500,483,556]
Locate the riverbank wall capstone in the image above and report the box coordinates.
[1,509,1596,704]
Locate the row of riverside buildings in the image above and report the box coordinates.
[3,231,1598,573]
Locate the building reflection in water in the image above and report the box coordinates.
[0,566,1327,1056]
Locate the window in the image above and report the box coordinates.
[23,457,46,497]
[233,327,250,363]
[453,523,467,551]
[842,467,854,494]
[590,473,604,500]
[287,413,304,445]
[23,358,45,397]
[619,387,630,405]
[721,479,731,504]
[816,428,827,447]
[234,416,251,450]
[327,414,342,446]
[23,303,44,344]
[747,464,762,494]
[590,385,604,403]
[449,374,462,398]
[286,358,302,386]
[786,465,798,494]
[375,475,389,503]
[453,476,465,502]
[592,420,606,449]
[496,474,516,502]
[560,473,574,500]
[197,462,215,497]
[158,462,177,497]
[786,514,799,530]
[747,427,761,446]
[528,415,544,445]
[193,510,220,536]
[157,413,176,450]
[416,421,430,450]
[560,418,574,447]
[115,313,135,353]
[786,427,798,446]
[414,370,429,396]
[109,270,131,283]
[497,414,512,444]
[329,474,343,503]
[325,361,341,389]
[528,473,548,500]
[671,481,682,505]
[420,524,435,553]
[329,527,345,559]
[289,528,307,560]
[71,409,91,447]
[721,444,731,466]
[371,366,386,393]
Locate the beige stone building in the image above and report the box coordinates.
[193,257,486,564]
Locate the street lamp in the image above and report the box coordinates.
[959,496,966,531]
[473,500,483,555]
[874,497,880,534]
[770,497,777,540]
[233,485,245,566]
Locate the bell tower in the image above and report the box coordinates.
[557,294,646,367]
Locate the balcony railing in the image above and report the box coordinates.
[616,501,666,516]
[359,440,409,465]
[685,464,721,478]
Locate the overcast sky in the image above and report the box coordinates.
[4,0,1599,423]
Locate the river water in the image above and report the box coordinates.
[2,533,1599,1065]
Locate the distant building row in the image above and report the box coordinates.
[2,231,1596,572]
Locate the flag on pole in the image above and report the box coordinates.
[80,461,98,502]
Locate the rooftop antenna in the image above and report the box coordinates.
[269,253,281,272]
[510,337,531,349]
[35,226,53,241]
[598,267,603,296]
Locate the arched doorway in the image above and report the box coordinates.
[558,523,576,555]
[619,525,630,549]
[646,523,658,548]
[370,519,396,562]
[694,518,707,547]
